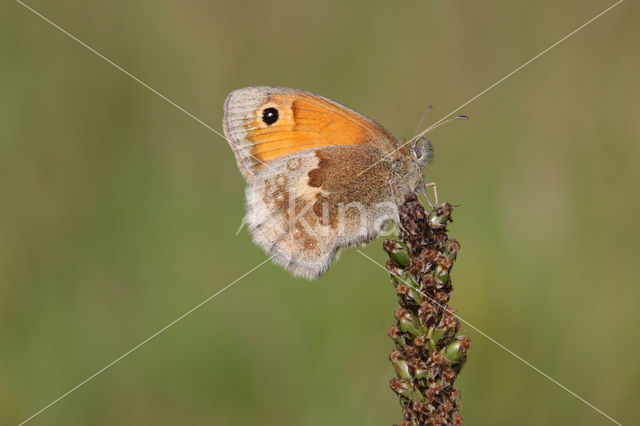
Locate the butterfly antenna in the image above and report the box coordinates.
[412,115,469,143]
[413,105,434,139]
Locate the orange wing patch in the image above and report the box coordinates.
[223,87,399,180]
[245,94,378,167]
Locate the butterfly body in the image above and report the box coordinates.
[223,87,430,279]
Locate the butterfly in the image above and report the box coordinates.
[223,87,463,279]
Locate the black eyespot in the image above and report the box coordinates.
[262,107,279,126]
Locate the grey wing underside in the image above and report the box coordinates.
[244,146,398,279]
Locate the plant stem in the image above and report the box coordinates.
[384,194,471,426]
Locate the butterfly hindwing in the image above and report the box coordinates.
[246,146,397,279]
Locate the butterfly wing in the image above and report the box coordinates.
[223,86,398,181]
[224,87,404,279]
[246,145,398,279]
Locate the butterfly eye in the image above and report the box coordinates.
[262,107,279,126]
[413,143,423,158]
[415,138,433,166]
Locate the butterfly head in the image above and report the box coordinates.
[391,139,432,196]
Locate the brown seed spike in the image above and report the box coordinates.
[386,194,469,425]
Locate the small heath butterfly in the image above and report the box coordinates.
[223,87,462,279]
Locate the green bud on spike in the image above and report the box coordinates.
[390,351,412,380]
[396,309,423,336]
[444,336,471,364]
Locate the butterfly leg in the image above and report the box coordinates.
[389,181,410,235]
[422,182,439,208]
[389,181,404,206]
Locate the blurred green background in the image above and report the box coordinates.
[2,0,639,424]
